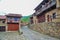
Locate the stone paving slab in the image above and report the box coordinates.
[0,26,60,40]
[21,26,60,40]
[0,32,28,40]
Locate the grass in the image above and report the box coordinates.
[21,16,30,23]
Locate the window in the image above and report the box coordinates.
[0,20,5,23]
[14,17,19,21]
[47,15,50,22]
[2,21,5,23]
[53,13,56,19]
[8,17,12,20]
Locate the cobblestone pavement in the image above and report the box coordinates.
[0,32,28,40]
[21,26,60,40]
[0,26,60,40]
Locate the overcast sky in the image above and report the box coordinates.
[0,0,43,16]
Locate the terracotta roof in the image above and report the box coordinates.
[6,14,22,17]
[0,15,6,19]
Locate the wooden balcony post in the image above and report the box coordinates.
[33,16,38,24]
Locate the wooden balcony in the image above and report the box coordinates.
[35,0,56,15]
[7,20,20,23]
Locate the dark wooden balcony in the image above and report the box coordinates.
[7,20,20,24]
[35,0,56,15]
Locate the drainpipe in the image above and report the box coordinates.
[6,17,8,32]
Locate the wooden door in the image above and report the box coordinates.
[0,26,6,32]
[47,15,50,22]
[8,24,19,31]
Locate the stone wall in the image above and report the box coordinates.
[29,22,60,39]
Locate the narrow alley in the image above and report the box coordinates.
[0,26,60,40]
[0,0,60,40]
[21,26,60,40]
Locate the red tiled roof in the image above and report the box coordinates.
[6,13,22,17]
[0,15,6,19]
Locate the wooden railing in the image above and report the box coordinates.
[36,0,56,15]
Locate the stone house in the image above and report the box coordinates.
[0,16,6,31]
[30,0,60,38]
[6,14,22,31]
[0,14,22,32]
[30,0,60,24]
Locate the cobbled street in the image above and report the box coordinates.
[0,26,60,40]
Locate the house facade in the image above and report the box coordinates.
[6,14,22,31]
[0,16,6,31]
[29,0,60,38]
[0,14,22,32]
[30,0,60,23]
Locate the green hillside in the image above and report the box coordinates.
[21,16,30,22]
